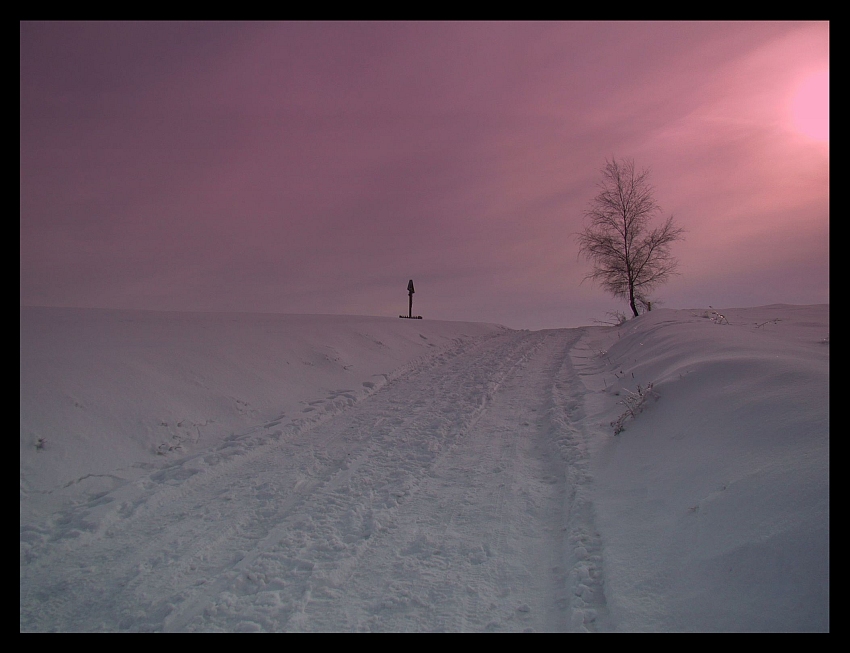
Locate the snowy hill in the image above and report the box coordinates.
[20,308,506,523]
[20,305,829,632]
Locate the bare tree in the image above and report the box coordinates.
[576,158,684,318]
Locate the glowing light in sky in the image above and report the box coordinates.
[789,70,829,142]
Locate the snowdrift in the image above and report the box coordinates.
[571,305,829,632]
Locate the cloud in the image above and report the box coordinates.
[20,22,829,329]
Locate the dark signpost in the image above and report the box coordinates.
[399,279,422,319]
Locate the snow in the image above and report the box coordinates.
[20,304,829,632]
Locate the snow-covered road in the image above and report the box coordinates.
[21,328,602,632]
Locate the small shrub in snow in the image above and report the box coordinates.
[611,382,659,435]
[593,310,629,326]
[693,308,730,324]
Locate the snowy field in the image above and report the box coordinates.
[20,304,829,632]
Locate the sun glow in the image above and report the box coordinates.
[789,70,829,142]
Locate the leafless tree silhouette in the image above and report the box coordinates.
[576,158,684,317]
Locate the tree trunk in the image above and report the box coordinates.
[628,284,639,318]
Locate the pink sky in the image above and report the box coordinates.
[20,21,828,329]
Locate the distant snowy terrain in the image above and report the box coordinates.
[20,305,828,632]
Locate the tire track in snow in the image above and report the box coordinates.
[20,328,605,632]
[551,327,609,631]
[166,329,550,632]
[20,330,524,631]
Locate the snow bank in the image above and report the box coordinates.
[571,305,829,632]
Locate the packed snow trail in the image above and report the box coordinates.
[20,328,604,632]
